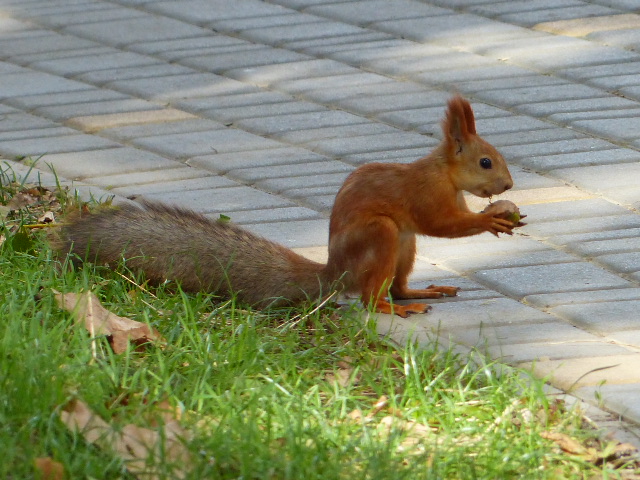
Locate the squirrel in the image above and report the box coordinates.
[55,95,517,317]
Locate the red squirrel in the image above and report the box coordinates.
[56,96,517,317]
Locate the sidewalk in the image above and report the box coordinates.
[1,0,640,444]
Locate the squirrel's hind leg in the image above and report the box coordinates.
[389,234,460,300]
[340,217,431,318]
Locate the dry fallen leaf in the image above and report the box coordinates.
[60,399,192,480]
[34,457,64,480]
[37,211,55,224]
[54,290,164,354]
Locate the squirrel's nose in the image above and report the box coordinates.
[503,179,513,191]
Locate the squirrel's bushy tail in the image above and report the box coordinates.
[54,201,330,307]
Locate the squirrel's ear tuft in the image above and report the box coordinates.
[442,95,476,145]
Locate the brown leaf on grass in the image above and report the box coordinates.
[34,457,64,480]
[7,191,37,210]
[54,290,164,354]
[541,431,599,462]
[60,399,192,480]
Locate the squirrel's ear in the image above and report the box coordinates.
[442,96,476,148]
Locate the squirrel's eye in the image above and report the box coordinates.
[479,157,492,169]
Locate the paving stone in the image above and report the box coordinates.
[64,16,209,47]
[553,300,640,334]
[475,83,605,108]
[173,91,291,114]
[558,62,640,82]
[606,330,640,348]
[256,172,351,194]
[68,109,198,133]
[99,118,224,141]
[35,99,163,122]
[595,252,640,274]
[111,176,238,196]
[225,59,358,86]
[305,0,449,26]
[524,288,640,309]
[334,90,452,116]
[0,134,119,158]
[188,147,330,173]
[501,5,619,27]
[239,21,367,46]
[533,12,640,37]
[577,116,640,141]
[16,47,116,67]
[107,73,254,102]
[147,0,292,24]
[550,228,640,247]
[0,126,78,142]
[27,4,146,28]
[305,132,431,157]
[523,214,640,238]
[28,51,160,77]
[131,129,282,159]
[500,138,617,161]
[414,64,541,87]
[275,72,396,97]
[0,113,63,133]
[524,354,640,389]
[419,235,555,262]
[514,96,639,117]
[205,206,322,225]
[577,384,640,426]
[520,148,640,171]
[553,162,640,194]
[342,147,435,166]
[482,128,586,148]
[487,340,634,364]
[366,49,496,78]
[0,31,100,57]
[282,185,341,198]
[276,123,397,145]
[588,28,640,52]
[566,237,640,257]
[301,79,425,105]
[180,47,311,74]
[234,110,369,136]
[245,219,330,248]
[0,71,92,100]
[141,185,295,215]
[76,63,195,86]
[440,250,578,274]
[129,35,250,58]
[506,198,625,223]
[283,32,395,56]
[374,13,526,45]
[474,262,631,299]
[33,148,179,179]
[468,0,588,19]
[6,89,130,111]
[454,74,567,96]
[200,100,326,124]
[83,166,211,188]
[479,37,638,72]
[450,320,600,349]
[226,160,353,183]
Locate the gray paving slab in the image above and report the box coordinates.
[552,300,640,334]
[131,129,282,159]
[4,0,640,441]
[473,263,632,299]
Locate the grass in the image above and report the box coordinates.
[1,162,638,479]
